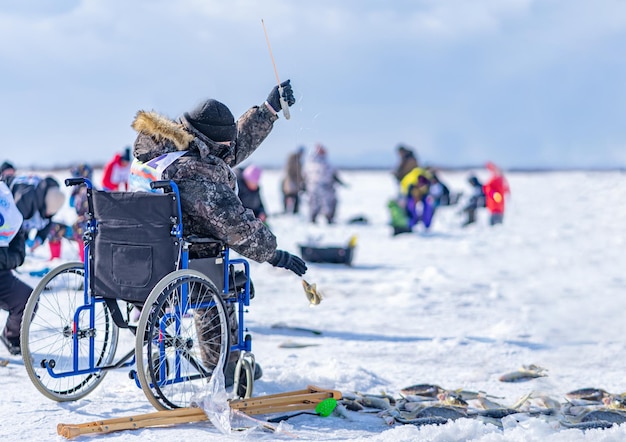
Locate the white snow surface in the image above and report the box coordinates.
[2,168,626,441]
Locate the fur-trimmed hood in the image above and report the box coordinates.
[131,110,237,163]
[131,111,193,151]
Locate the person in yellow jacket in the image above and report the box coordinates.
[399,167,432,196]
[389,167,434,235]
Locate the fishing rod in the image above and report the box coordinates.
[261,19,290,120]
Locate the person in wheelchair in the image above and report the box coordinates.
[129,80,307,386]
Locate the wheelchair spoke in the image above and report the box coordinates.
[136,270,230,410]
[20,262,119,401]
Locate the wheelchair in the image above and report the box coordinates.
[20,178,257,410]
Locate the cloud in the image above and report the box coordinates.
[0,0,625,169]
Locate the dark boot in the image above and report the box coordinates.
[0,332,20,355]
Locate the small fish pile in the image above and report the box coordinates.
[559,387,626,429]
[334,384,626,431]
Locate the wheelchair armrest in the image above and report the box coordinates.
[185,235,224,245]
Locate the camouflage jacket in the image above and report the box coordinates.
[131,104,279,263]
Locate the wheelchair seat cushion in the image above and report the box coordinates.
[91,190,179,303]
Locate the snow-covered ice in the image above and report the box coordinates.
[2,168,626,441]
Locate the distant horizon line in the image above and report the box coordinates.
[16,162,626,173]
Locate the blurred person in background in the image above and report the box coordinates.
[303,144,344,224]
[0,162,16,181]
[6,174,65,254]
[389,166,434,235]
[236,164,267,223]
[406,173,435,232]
[428,169,452,207]
[102,147,132,191]
[483,162,510,226]
[1,174,65,355]
[281,146,305,214]
[0,172,27,355]
[460,175,485,227]
[392,144,419,184]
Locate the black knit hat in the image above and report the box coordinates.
[181,99,237,142]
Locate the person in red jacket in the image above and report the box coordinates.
[101,147,131,191]
[483,161,510,225]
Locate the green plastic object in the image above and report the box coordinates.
[315,398,338,417]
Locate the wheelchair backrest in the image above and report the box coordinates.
[91,190,180,303]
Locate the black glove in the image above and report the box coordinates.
[266,80,295,112]
[268,249,307,276]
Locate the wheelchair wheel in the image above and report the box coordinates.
[20,262,119,401]
[135,269,230,410]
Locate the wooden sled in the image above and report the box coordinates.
[57,385,342,439]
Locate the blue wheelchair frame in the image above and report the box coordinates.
[50,177,253,393]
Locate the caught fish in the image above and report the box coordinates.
[400,384,445,397]
[561,403,597,418]
[559,420,615,430]
[379,408,402,425]
[401,394,440,403]
[415,406,467,420]
[454,389,503,401]
[356,391,396,406]
[437,391,468,408]
[580,409,626,424]
[498,364,547,382]
[471,408,520,419]
[402,416,450,427]
[531,393,562,411]
[340,399,364,412]
[340,391,359,401]
[565,387,609,403]
[476,395,505,410]
[302,279,323,305]
[401,401,427,413]
[333,403,351,419]
[565,398,605,407]
[603,395,626,410]
[356,395,392,410]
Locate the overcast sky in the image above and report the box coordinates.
[2,0,626,170]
